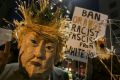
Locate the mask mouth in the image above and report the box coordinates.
[31,61,41,67]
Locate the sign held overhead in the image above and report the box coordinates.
[65,7,108,61]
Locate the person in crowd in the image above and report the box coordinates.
[0,42,11,73]
[0,0,69,80]
[72,62,86,80]
[79,64,86,80]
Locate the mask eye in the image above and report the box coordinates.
[31,39,38,46]
[31,39,37,44]
[45,43,55,52]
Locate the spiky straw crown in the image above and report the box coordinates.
[14,0,66,64]
[23,0,63,25]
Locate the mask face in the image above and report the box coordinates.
[19,31,57,78]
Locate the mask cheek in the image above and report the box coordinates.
[20,50,34,67]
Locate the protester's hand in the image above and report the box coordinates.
[0,42,10,73]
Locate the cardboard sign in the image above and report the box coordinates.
[65,7,108,61]
[0,28,12,46]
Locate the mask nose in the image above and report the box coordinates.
[34,40,46,59]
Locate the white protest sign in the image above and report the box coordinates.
[65,7,108,61]
[0,28,12,46]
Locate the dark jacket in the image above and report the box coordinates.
[0,63,69,80]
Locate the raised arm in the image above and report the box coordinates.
[0,42,11,73]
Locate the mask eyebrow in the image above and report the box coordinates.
[37,33,58,44]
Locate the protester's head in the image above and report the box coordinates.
[13,1,65,79]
